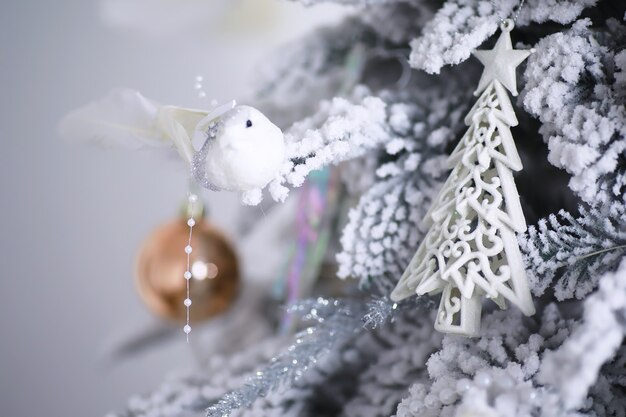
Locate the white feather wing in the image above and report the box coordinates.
[58,88,169,149]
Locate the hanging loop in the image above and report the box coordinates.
[501,19,514,32]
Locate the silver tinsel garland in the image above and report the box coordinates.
[205,296,426,417]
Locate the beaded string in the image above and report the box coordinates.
[492,0,525,25]
[182,74,208,341]
[183,193,197,341]
[183,75,231,340]
[511,0,525,23]
[194,75,206,99]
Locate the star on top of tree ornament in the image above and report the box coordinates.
[473,19,533,96]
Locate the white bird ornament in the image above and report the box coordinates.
[158,100,286,203]
[58,90,286,205]
[193,104,285,192]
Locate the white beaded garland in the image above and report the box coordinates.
[183,193,198,340]
[193,75,207,99]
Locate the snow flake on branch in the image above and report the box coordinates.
[520,203,626,300]
[521,18,626,204]
[409,0,598,74]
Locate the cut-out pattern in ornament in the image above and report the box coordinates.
[391,20,535,336]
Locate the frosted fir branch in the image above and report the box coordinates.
[409,0,598,74]
[538,258,626,411]
[344,309,442,417]
[235,335,370,417]
[519,203,626,300]
[337,176,441,284]
[594,346,626,417]
[337,87,469,286]
[205,298,371,417]
[239,298,435,417]
[109,297,404,417]
[112,297,424,417]
[267,92,392,203]
[107,339,285,417]
[394,294,626,417]
[363,296,399,329]
[206,296,433,417]
[362,293,437,329]
[521,18,626,205]
[242,298,437,417]
[395,304,578,417]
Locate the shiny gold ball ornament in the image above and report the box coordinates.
[135,218,240,323]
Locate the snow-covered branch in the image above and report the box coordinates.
[267,91,393,203]
[337,87,470,285]
[521,18,626,205]
[519,202,626,300]
[344,310,441,417]
[206,298,371,417]
[108,338,285,417]
[409,0,598,74]
[539,259,626,411]
[395,304,575,417]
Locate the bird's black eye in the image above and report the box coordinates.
[246,120,252,128]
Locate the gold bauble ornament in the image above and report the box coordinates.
[135,218,239,323]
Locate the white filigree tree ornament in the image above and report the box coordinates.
[391,19,536,337]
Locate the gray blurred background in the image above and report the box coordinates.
[0,1,343,416]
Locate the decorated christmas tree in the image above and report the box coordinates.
[61,1,626,416]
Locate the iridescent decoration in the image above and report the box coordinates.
[274,168,340,333]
